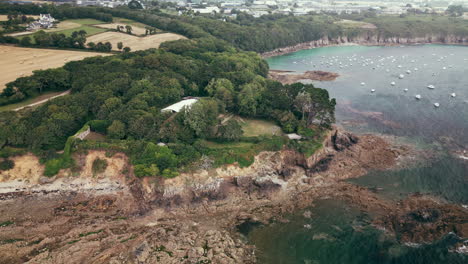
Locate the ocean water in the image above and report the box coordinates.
[247,45,468,263]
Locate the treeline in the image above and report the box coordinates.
[0,38,335,177]
[0,3,112,22]
[99,8,349,52]
[0,13,35,33]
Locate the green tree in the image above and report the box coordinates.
[447,5,464,16]
[123,47,131,52]
[19,36,31,46]
[217,119,243,141]
[134,164,159,177]
[117,41,123,50]
[205,78,235,111]
[125,25,133,34]
[107,120,126,139]
[183,99,219,138]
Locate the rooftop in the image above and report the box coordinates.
[161,98,199,113]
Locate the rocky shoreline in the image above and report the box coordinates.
[269,70,339,84]
[2,128,465,263]
[261,33,468,58]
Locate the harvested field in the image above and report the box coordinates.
[86,32,185,51]
[0,45,110,91]
[95,23,147,36]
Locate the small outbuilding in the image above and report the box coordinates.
[161,98,199,113]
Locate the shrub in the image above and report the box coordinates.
[92,158,108,175]
[44,158,63,177]
[0,159,14,171]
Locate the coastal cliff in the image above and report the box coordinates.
[3,128,461,263]
[262,32,468,57]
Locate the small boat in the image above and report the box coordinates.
[371,89,375,93]
[361,82,366,86]
[406,70,411,74]
[451,93,456,97]
[414,68,418,71]
[399,74,405,79]
[442,67,446,70]
[415,94,421,100]
[397,65,402,68]
[434,103,440,108]
[391,82,396,86]
[427,85,435,89]
[404,88,408,92]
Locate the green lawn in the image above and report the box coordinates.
[66,18,106,25]
[240,118,283,137]
[53,25,107,37]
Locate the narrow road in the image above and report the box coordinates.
[14,90,71,111]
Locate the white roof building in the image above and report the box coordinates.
[161,98,199,113]
[287,133,302,140]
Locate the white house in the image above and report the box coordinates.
[161,98,199,113]
[27,14,56,31]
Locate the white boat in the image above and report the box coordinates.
[361,82,366,86]
[451,93,456,97]
[404,88,408,92]
[415,94,421,100]
[442,67,446,70]
[427,85,435,89]
[434,103,440,107]
[371,89,375,93]
[414,68,418,71]
[391,82,396,86]
[399,74,405,79]
[397,65,402,68]
[406,70,411,74]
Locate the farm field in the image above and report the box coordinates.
[86,32,185,51]
[0,45,110,91]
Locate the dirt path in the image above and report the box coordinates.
[13,90,71,111]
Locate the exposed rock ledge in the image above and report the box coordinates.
[261,33,468,58]
[269,70,339,84]
[0,129,463,263]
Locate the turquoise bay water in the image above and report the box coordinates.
[247,45,468,263]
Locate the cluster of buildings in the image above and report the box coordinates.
[27,13,56,31]
[175,0,468,17]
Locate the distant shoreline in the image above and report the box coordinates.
[261,37,468,58]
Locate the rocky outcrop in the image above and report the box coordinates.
[262,32,468,57]
[0,130,423,263]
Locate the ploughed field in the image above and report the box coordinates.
[86,32,185,51]
[0,45,109,91]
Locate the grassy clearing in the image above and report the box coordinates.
[66,18,106,25]
[55,25,107,37]
[240,118,283,137]
[202,136,286,167]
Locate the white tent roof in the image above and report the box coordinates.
[161,98,199,113]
